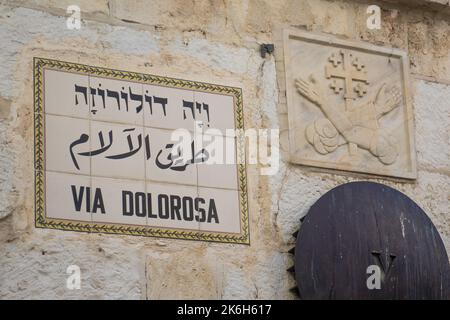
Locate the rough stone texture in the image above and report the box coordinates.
[146,247,223,299]
[414,80,450,174]
[0,0,448,299]
[0,231,145,299]
[383,0,450,9]
[0,96,16,220]
[5,0,110,16]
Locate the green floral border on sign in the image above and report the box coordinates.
[34,57,250,245]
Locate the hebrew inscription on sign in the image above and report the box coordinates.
[34,58,249,244]
[283,30,416,179]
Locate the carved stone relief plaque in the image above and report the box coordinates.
[283,30,417,179]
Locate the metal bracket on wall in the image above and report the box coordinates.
[260,44,274,58]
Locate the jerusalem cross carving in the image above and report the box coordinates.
[283,30,417,179]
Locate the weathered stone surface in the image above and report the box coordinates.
[0,0,448,299]
[5,0,110,15]
[357,5,408,49]
[383,0,450,9]
[0,95,16,220]
[407,16,450,81]
[146,248,222,299]
[413,79,450,173]
[0,232,145,299]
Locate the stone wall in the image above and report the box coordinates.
[0,0,449,299]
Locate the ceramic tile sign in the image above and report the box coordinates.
[34,58,249,244]
[283,30,417,179]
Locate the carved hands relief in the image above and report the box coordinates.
[284,30,416,178]
[296,56,402,165]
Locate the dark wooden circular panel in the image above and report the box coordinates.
[294,181,450,300]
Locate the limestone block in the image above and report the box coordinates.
[146,248,222,299]
[5,0,110,15]
[0,233,144,299]
[413,79,450,172]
